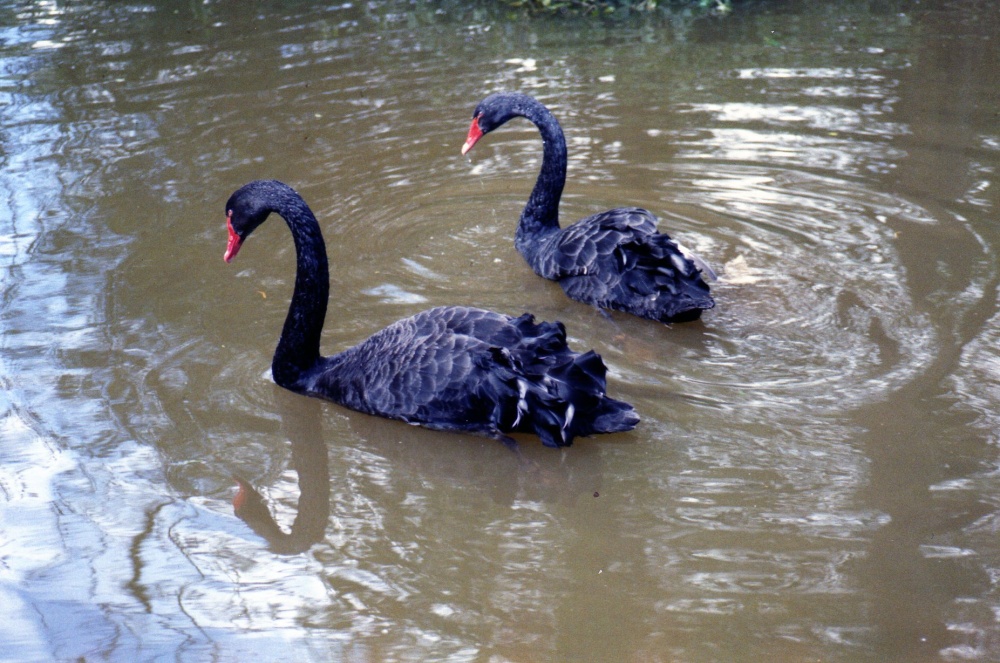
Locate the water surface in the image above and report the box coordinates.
[1,1,999,661]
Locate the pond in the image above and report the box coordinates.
[1,0,999,660]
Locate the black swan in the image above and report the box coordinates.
[462,92,716,323]
[222,180,638,448]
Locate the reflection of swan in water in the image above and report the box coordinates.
[339,406,609,507]
[230,380,613,554]
[232,396,609,553]
[233,397,329,554]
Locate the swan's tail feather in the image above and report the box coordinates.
[620,234,715,323]
[486,316,638,448]
[673,239,718,281]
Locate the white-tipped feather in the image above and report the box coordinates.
[561,403,575,444]
[513,378,529,427]
[673,240,718,281]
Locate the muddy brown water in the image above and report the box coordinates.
[1,1,999,661]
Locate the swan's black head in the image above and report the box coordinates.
[461,91,539,156]
[224,179,295,263]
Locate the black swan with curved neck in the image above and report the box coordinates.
[222,180,638,448]
[462,92,716,323]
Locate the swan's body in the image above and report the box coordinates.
[462,92,715,323]
[223,180,638,448]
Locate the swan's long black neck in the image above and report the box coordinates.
[271,192,329,389]
[514,100,567,263]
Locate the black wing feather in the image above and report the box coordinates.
[306,306,637,447]
[533,208,714,323]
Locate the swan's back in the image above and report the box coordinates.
[307,306,508,417]
[305,306,637,447]
[532,207,715,323]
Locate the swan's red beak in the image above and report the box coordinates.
[233,476,250,512]
[461,116,484,156]
[224,212,242,263]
